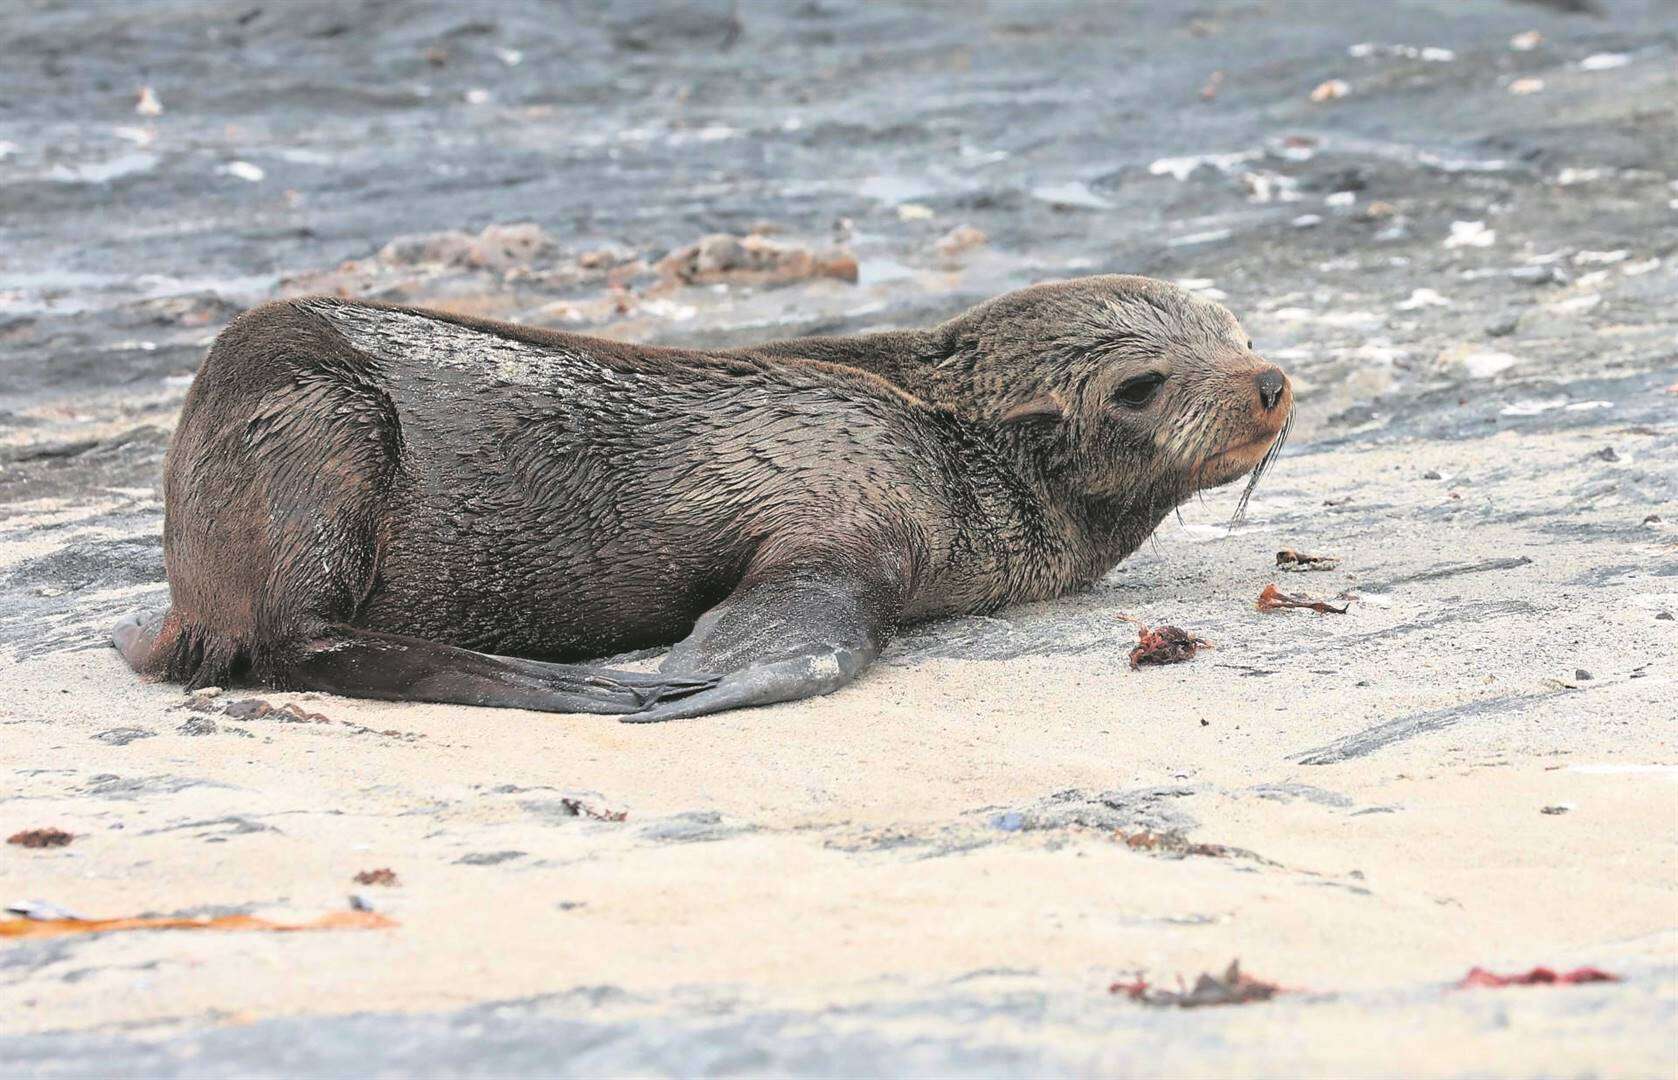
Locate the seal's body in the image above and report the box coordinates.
[115,276,1292,720]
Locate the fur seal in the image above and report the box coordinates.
[112,275,1292,721]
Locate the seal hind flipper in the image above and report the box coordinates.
[621,557,904,723]
[284,626,720,714]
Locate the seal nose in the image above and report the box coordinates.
[1254,367,1287,413]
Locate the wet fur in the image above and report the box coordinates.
[131,276,1290,704]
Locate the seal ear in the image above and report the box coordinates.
[999,392,1067,425]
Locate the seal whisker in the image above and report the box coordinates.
[1231,407,1292,524]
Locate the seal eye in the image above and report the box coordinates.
[1115,373,1166,408]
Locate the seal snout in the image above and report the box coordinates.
[1247,362,1292,434]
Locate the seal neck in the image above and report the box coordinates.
[1035,463,1179,595]
[738,330,944,402]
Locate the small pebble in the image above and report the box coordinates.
[219,161,265,183]
[1579,53,1630,72]
[1574,669,1593,681]
[1540,804,1574,815]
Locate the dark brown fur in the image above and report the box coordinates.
[115,275,1291,720]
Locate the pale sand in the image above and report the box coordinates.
[4,417,1673,1076]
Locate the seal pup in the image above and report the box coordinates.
[112,275,1292,721]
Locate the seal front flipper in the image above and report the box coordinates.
[284,627,720,714]
[111,609,169,673]
[621,554,906,723]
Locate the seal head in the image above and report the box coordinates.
[929,275,1292,511]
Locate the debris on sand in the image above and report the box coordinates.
[1111,960,1282,1007]
[280,222,582,301]
[1309,79,1350,103]
[1126,622,1212,669]
[1116,829,1234,858]
[559,797,629,823]
[224,698,332,723]
[1257,583,1349,615]
[353,868,400,886]
[1445,220,1495,249]
[655,232,858,287]
[216,698,421,741]
[934,224,987,260]
[8,828,74,848]
[379,222,557,272]
[1457,966,1618,989]
[0,909,395,940]
[1276,549,1341,572]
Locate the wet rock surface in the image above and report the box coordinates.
[2,1,1675,1076]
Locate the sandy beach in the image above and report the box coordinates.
[2,1,1674,1074]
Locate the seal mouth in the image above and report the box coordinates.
[1193,408,1294,522]
[1197,432,1277,487]
[1203,435,1275,474]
